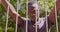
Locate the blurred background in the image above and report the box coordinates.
[0,0,60,32]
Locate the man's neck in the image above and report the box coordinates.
[30,18,39,25]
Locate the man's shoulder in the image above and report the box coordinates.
[21,17,46,21]
[21,17,31,22]
[39,17,45,21]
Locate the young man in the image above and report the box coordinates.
[1,0,60,32]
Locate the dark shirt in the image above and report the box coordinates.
[20,17,52,32]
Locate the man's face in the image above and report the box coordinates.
[28,3,39,22]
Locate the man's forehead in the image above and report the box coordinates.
[32,3,39,10]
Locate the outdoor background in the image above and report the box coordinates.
[0,0,60,32]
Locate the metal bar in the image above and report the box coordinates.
[35,8,38,32]
[5,0,10,32]
[35,0,38,32]
[44,0,49,32]
[26,0,28,32]
[0,0,1,4]
[54,0,59,32]
[15,0,19,32]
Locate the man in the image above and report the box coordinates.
[1,0,60,32]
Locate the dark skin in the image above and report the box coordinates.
[1,0,60,26]
[28,3,40,23]
[28,5,36,22]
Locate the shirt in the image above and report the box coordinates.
[19,17,52,32]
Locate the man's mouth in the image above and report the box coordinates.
[33,14,36,15]
[33,13,38,16]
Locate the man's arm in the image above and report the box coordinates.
[1,0,23,25]
[48,0,60,24]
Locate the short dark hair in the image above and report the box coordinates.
[28,2,33,7]
[28,2,34,11]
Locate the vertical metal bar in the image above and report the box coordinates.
[35,0,38,32]
[54,0,59,32]
[15,0,19,32]
[0,0,1,4]
[35,8,38,32]
[26,0,28,32]
[44,0,48,32]
[5,0,10,32]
